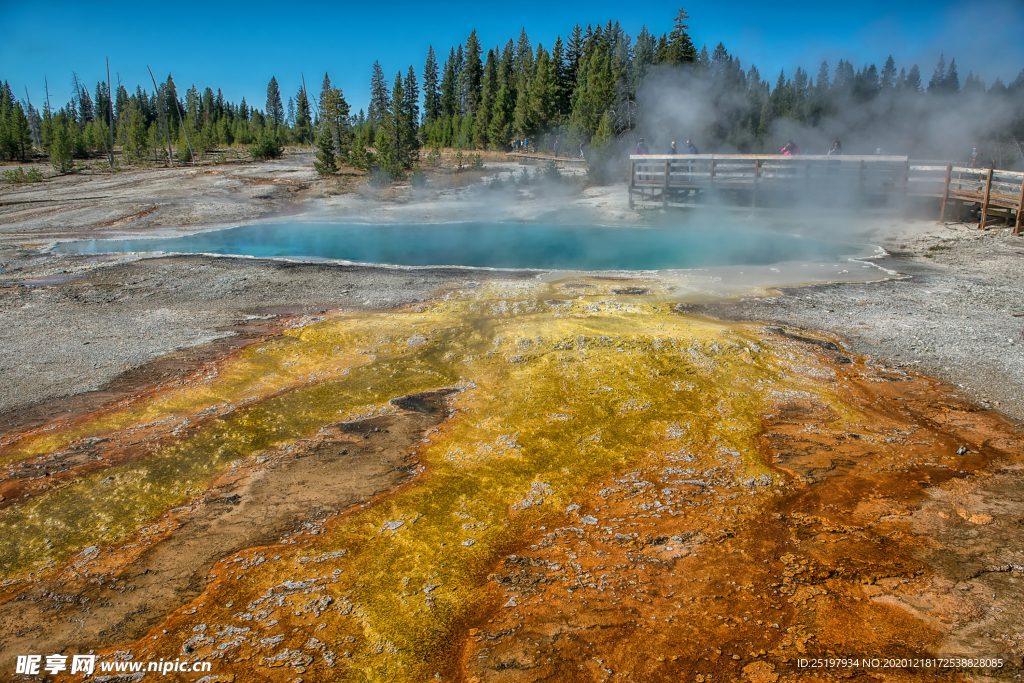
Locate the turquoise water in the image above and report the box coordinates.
[55,222,861,270]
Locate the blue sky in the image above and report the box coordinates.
[3,0,1022,114]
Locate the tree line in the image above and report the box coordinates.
[2,7,1023,178]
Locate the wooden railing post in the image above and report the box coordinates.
[663,158,670,208]
[1015,173,1024,235]
[709,157,716,183]
[629,159,635,208]
[752,159,760,207]
[978,168,993,230]
[939,165,952,221]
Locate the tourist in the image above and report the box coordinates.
[781,140,800,155]
[579,141,586,160]
[683,140,697,183]
[635,138,649,155]
[827,140,843,155]
[553,139,559,158]
[667,141,677,155]
[968,147,980,168]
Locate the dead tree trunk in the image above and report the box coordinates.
[301,73,315,148]
[169,76,197,166]
[106,57,115,169]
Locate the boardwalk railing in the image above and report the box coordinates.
[628,154,1024,234]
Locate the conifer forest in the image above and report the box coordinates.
[2,8,1024,180]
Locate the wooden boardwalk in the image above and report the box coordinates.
[629,154,1024,234]
[507,152,587,164]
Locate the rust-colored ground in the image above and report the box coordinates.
[462,347,1024,682]
[1,283,1022,682]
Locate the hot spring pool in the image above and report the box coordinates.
[55,221,865,271]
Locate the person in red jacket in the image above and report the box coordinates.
[781,140,800,155]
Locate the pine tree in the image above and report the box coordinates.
[552,36,571,122]
[268,76,284,126]
[660,8,697,65]
[905,64,923,92]
[403,65,420,158]
[473,49,498,148]
[881,55,896,89]
[945,59,960,93]
[115,85,129,125]
[593,109,614,147]
[529,46,554,133]
[963,72,984,94]
[313,123,337,175]
[75,78,95,124]
[816,61,830,90]
[94,81,111,130]
[440,49,458,118]
[489,84,514,150]
[461,31,484,116]
[566,25,583,93]
[49,110,74,172]
[568,35,617,142]
[294,86,312,145]
[368,61,390,124]
[630,28,656,96]
[375,72,409,178]
[697,45,711,71]
[320,73,351,157]
[423,46,441,125]
[928,54,947,93]
[515,29,533,75]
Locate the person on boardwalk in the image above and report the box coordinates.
[579,141,586,160]
[634,138,650,180]
[667,141,677,155]
[781,140,800,155]
[681,140,697,182]
[968,147,980,168]
[553,139,559,158]
[828,140,842,155]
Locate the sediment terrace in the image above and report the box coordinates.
[1,280,1022,682]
